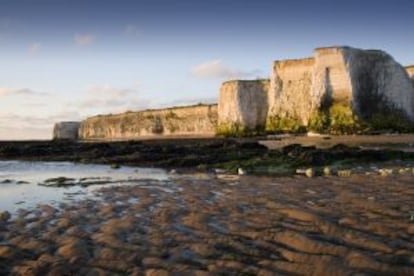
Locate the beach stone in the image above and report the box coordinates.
[0,211,11,222]
[305,168,314,178]
[323,166,331,176]
[398,168,411,174]
[379,169,393,177]
[337,170,352,177]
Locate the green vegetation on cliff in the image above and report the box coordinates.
[262,100,414,135]
[265,116,306,134]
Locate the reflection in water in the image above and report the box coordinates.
[0,161,168,214]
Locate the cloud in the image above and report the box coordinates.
[0,87,46,97]
[0,111,81,140]
[74,33,96,46]
[0,126,51,140]
[192,60,262,79]
[78,84,150,115]
[124,24,142,37]
[28,42,40,54]
[0,111,81,129]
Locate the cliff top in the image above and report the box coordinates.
[222,79,269,85]
[314,45,352,51]
[274,57,315,67]
[88,103,218,119]
[315,46,388,58]
[55,121,80,125]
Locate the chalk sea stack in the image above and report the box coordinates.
[53,122,81,140]
[217,79,269,135]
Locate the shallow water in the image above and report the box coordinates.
[0,160,168,214]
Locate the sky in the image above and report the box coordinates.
[0,0,413,140]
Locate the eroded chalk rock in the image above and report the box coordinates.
[53,121,80,140]
[218,80,269,134]
[79,104,218,140]
[267,46,414,133]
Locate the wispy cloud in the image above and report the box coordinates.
[28,42,40,54]
[124,24,142,38]
[74,33,96,46]
[0,87,46,97]
[0,111,81,129]
[192,60,262,79]
[0,126,51,140]
[78,84,150,115]
[0,111,81,140]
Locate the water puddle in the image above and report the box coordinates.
[0,160,168,214]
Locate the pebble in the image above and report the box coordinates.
[337,170,352,177]
[305,168,314,178]
[379,168,393,177]
[323,166,331,176]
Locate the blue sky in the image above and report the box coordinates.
[0,0,413,139]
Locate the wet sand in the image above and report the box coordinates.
[1,173,413,275]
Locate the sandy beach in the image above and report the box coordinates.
[1,172,413,275]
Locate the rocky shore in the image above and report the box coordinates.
[1,137,414,175]
[1,137,414,274]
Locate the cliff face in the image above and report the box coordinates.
[266,46,414,133]
[53,122,80,140]
[79,104,217,140]
[54,46,414,140]
[268,58,315,125]
[345,48,414,121]
[218,80,269,132]
[407,66,414,85]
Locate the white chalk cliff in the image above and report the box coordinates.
[267,47,414,129]
[53,46,414,139]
